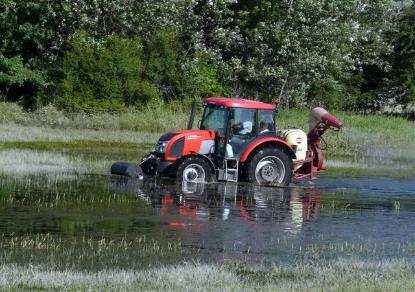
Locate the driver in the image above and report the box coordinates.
[231,120,253,135]
[259,121,270,134]
[228,114,254,157]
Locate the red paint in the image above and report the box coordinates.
[179,205,197,218]
[296,110,342,180]
[204,97,276,110]
[236,199,256,228]
[301,189,321,221]
[162,195,174,205]
[168,221,186,229]
[164,130,216,161]
[239,136,292,163]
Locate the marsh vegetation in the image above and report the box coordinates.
[0,175,414,290]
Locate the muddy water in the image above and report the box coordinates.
[1,175,415,265]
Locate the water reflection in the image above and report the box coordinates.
[1,175,414,263]
[136,181,321,232]
[111,179,324,258]
[109,177,415,261]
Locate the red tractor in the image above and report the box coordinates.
[111,97,343,186]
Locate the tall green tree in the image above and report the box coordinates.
[0,0,408,112]
[392,1,415,107]
[184,0,394,109]
[0,0,187,107]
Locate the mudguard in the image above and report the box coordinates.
[239,135,296,163]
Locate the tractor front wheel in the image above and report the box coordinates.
[176,156,213,184]
[247,147,293,186]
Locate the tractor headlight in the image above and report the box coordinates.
[154,141,169,153]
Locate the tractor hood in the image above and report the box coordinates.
[158,129,215,142]
[155,130,216,161]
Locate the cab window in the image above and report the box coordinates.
[231,108,256,137]
[200,105,228,136]
[258,110,275,134]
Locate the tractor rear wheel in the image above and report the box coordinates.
[247,147,293,186]
[176,156,213,184]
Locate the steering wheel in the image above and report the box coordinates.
[231,123,243,134]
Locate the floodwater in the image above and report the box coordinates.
[1,174,415,265]
[120,176,415,263]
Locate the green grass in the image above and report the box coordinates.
[0,260,413,290]
[0,101,190,132]
[0,140,152,162]
[0,233,187,272]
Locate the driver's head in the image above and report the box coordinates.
[259,121,268,131]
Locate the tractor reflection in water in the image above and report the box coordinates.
[111,177,323,259]
[152,182,322,234]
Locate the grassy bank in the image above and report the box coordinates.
[0,259,413,290]
[0,101,190,133]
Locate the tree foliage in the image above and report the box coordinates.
[184,0,395,108]
[0,0,413,112]
[392,1,415,106]
[57,34,156,111]
[0,54,45,107]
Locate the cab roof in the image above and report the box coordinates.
[204,97,276,110]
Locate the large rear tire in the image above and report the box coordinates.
[176,156,213,184]
[247,147,293,186]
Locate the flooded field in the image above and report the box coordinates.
[0,173,414,272]
[0,119,413,289]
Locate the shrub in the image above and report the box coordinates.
[57,33,159,112]
[144,30,227,101]
[307,79,345,110]
[0,55,45,109]
[182,54,229,99]
[0,102,28,124]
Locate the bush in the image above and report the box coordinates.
[307,79,346,110]
[144,30,226,101]
[0,102,28,124]
[56,33,159,112]
[182,54,229,99]
[0,55,45,109]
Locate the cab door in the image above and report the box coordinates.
[228,108,257,157]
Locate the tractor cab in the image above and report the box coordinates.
[199,97,277,158]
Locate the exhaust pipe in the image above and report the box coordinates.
[187,99,197,130]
